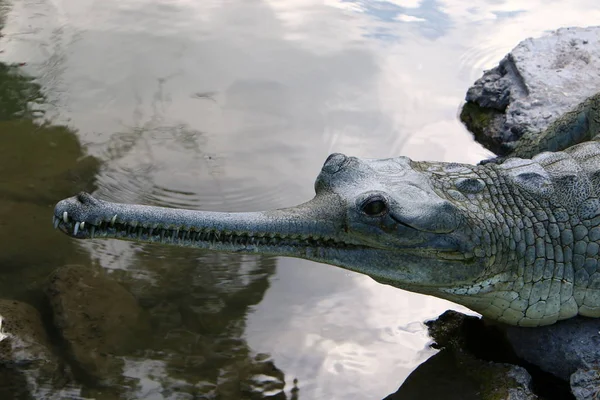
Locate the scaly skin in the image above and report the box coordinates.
[53,95,600,327]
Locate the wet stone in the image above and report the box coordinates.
[386,310,538,400]
[45,265,150,386]
[571,368,600,400]
[0,299,71,398]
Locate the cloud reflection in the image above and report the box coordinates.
[2,0,600,398]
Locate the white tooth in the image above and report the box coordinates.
[53,217,60,229]
[74,222,80,235]
[80,221,85,230]
[110,214,117,226]
[63,212,68,223]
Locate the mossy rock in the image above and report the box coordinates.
[460,102,509,156]
[45,265,151,386]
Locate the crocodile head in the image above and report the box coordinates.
[54,153,488,300]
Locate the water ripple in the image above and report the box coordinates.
[459,40,513,82]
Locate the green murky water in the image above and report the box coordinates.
[1,0,599,398]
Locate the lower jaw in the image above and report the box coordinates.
[58,222,363,258]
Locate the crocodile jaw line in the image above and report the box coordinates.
[53,192,362,258]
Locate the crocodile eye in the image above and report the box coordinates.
[361,197,388,217]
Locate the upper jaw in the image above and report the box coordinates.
[52,193,358,250]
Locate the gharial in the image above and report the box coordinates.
[54,93,600,327]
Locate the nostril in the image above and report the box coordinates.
[76,192,97,205]
[322,153,348,174]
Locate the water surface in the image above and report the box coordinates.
[1,0,599,398]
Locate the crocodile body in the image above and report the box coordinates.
[53,93,600,327]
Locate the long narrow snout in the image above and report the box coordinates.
[53,192,352,257]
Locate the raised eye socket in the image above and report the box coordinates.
[361,197,388,216]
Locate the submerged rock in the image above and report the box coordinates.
[0,299,72,398]
[391,310,600,399]
[461,26,600,154]
[386,311,539,400]
[45,264,150,386]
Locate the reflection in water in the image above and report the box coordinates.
[0,62,44,119]
[0,63,99,305]
[3,0,600,398]
[0,3,293,398]
[80,245,296,399]
[0,24,294,400]
[0,6,100,396]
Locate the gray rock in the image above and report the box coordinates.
[0,299,72,398]
[45,264,150,386]
[503,317,600,382]
[506,366,537,400]
[571,368,600,400]
[461,26,600,154]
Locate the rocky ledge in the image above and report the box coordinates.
[387,311,599,400]
[461,26,600,155]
